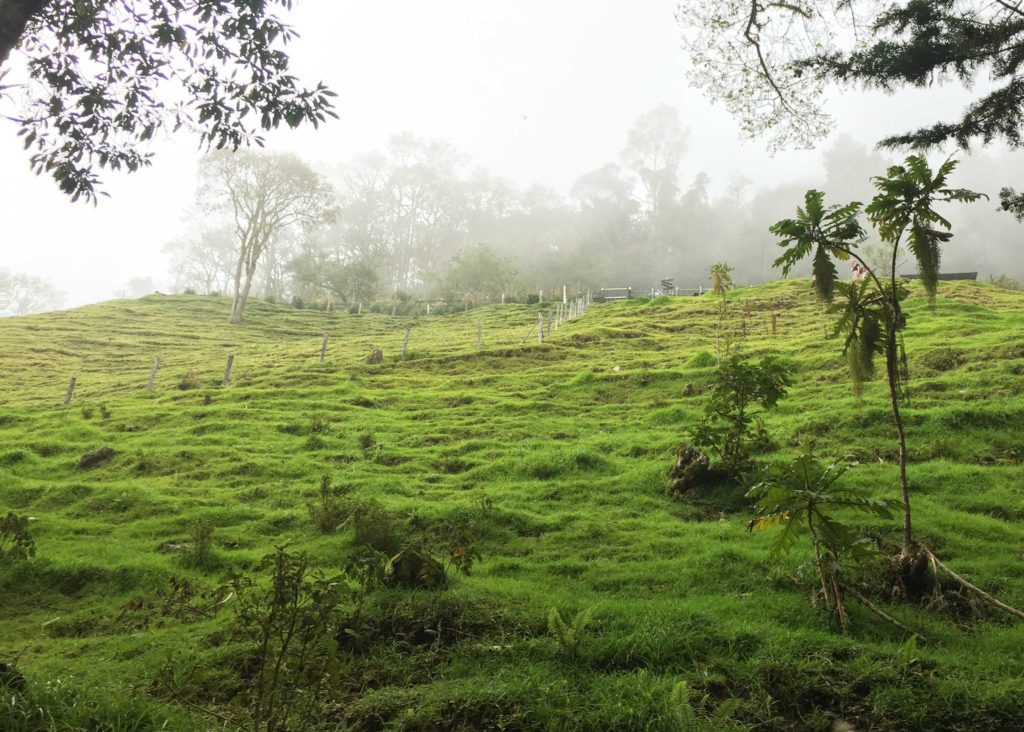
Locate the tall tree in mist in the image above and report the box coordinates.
[621,104,687,216]
[199,151,334,323]
[316,135,469,295]
[570,164,641,284]
[620,105,689,281]
[0,0,335,202]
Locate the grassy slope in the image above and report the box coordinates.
[1,281,1023,731]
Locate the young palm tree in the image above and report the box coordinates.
[770,156,998,589]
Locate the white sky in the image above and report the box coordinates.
[0,0,996,307]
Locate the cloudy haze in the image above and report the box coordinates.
[1,0,1020,308]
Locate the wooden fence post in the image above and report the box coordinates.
[402,326,412,358]
[537,313,544,344]
[771,310,778,336]
[320,333,330,362]
[222,355,234,386]
[546,311,552,338]
[358,303,362,315]
[63,377,76,405]
[146,357,160,390]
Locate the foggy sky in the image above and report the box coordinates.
[1,0,1019,308]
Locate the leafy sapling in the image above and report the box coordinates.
[747,451,895,631]
[691,355,793,476]
[709,261,735,364]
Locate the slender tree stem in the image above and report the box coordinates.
[835,239,914,552]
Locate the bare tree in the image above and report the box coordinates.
[199,151,335,323]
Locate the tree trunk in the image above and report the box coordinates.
[0,0,47,66]
[230,243,248,323]
[231,267,257,324]
[884,304,913,556]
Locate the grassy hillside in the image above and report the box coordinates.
[1,281,1023,731]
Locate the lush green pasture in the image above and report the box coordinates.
[1,281,1023,730]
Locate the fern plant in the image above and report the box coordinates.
[547,606,594,657]
[668,680,743,731]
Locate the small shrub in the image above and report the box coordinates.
[80,405,95,420]
[691,355,792,475]
[309,475,346,533]
[0,448,31,466]
[308,415,330,434]
[688,351,717,368]
[349,501,400,554]
[989,273,1022,290]
[183,287,197,295]
[920,347,964,372]
[747,451,895,630]
[119,577,229,630]
[181,522,217,570]
[0,512,35,562]
[303,435,327,451]
[227,549,346,732]
[178,370,201,390]
[291,295,305,309]
[98,404,112,420]
[357,431,376,451]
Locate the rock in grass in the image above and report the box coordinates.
[78,446,115,469]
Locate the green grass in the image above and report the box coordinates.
[1,281,1023,730]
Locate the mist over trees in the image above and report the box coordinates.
[0,269,65,315]
[198,151,335,323]
[167,107,1024,312]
